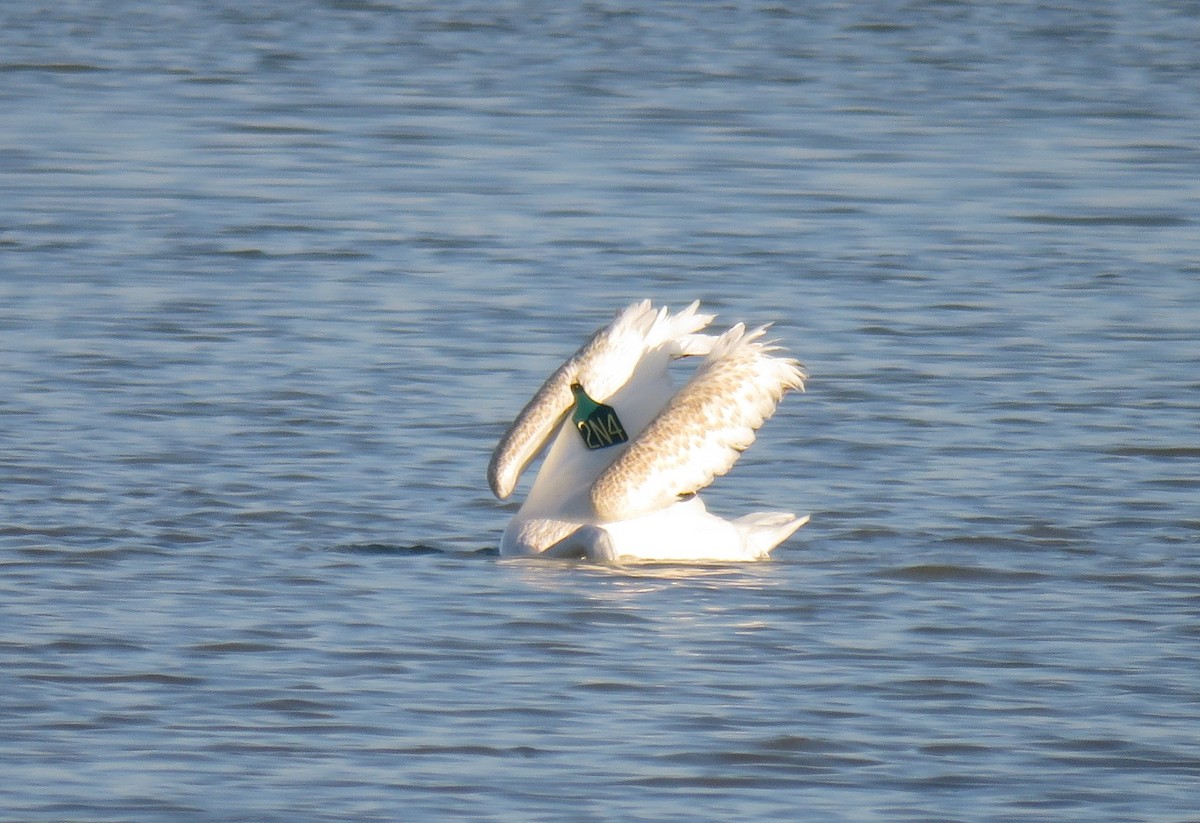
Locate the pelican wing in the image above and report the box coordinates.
[487,300,714,499]
[589,323,805,522]
[486,363,573,500]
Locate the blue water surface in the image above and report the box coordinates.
[2,2,1198,821]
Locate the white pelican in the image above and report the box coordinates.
[488,300,808,563]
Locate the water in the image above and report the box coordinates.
[2,1,1198,820]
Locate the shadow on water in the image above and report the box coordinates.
[333,542,498,557]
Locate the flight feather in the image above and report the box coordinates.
[487,300,714,499]
[589,323,805,522]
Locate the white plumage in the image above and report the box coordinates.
[488,300,808,563]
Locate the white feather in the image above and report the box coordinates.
[487,300,712,500]
[489,301,807,563]
[590,322,805,522]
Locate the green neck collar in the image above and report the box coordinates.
[570,383,629,450]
